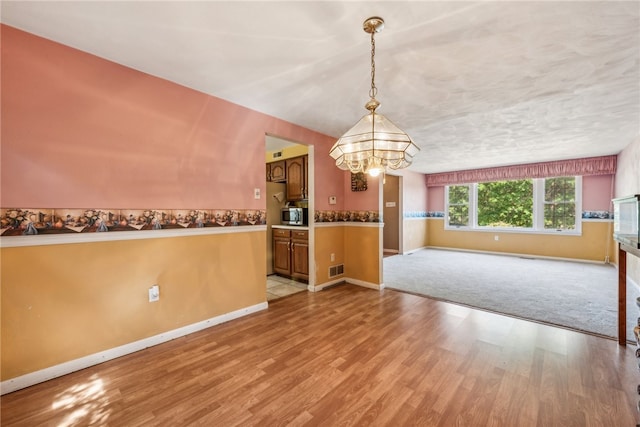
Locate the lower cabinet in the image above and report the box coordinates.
[273,228,308,282]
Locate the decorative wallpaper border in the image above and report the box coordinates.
[582,210,613,220]
[314,210,380,223]
[1,208,266,237]
[404,211,444,218]
[405,211,613,220]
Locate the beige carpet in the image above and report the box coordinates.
[383,248,638,339]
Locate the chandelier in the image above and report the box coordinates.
[329,16,420,177]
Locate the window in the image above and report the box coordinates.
[543,177,576,230]
[447,185,470,227]
[477,180,533,228]
[445,176,581,233]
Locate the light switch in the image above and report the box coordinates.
[254,188,261,199]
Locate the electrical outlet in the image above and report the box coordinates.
[149,285,159,302]
[330,253,335,262]
[494,235,499,241]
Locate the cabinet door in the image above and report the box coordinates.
[273,237,291,275]
[291,231,309,280]
[286,157,305,201]
[269,161,286,182]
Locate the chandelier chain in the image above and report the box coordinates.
[369,31,377,99]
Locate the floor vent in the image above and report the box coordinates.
[329,264,344,278]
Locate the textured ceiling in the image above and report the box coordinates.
[2,1,639,174]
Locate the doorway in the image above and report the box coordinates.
[265,135,314,300]
[383,174,401,256]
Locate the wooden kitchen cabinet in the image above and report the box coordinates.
[273,229,291,276]
[272,228,308,281]
[290,229,309,280]
[285,156,307,201]
[267,160,286,182]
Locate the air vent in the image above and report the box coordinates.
[273,151,283,158]
[329,264,344,278]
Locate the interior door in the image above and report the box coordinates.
[383,174,400,253]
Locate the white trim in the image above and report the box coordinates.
[426,245,610,265]
[402,246,429,255]
[311,278,345,291]
[0,225,266,248]
[314,222,383,228]
[346,277,384,290]
[0,302,268,395]
[311,277,384,291]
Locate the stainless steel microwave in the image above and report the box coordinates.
[281,207,308,226]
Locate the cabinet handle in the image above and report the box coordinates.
[291,242,295,250]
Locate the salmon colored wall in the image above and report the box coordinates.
[1,231,265,380]
[343,173,381,212]
[314,226,345,285]
[403,219,428,253]
[583,175,615,211]
[395,170,428,213]
[427,219,614,262]
[344,225,382,285]
[0,25,340,211]
[427,186,444,212]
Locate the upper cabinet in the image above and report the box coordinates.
[267,155,308,201]
[267,160,286,182]
[286,156,307,201]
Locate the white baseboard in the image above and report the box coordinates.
[426,245,609,265]
[347,277,384,290]
[1,302,268,395]
[312,277,384,291]
[402,246,429,255]
[311,278,345,291]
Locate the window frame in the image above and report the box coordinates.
[444,176,582,235]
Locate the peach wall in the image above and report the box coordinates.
[314,225,345,285]
[0,25,341,211]
[428,220,614,262]
[344,225,382,285]
[2,231,265,380]
[403,219,428,253]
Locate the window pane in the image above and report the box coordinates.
[449,185,469,204]
[448,204,469,226]
[544,177,576,229]
[447,185,469,227]
[477,180,533,228]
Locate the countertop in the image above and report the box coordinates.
[272,224,309,230]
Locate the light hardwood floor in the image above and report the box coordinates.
[2,284,639,426]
